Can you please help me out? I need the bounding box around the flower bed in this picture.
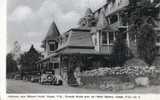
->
[81,66,160,91]
[81,66,160,78]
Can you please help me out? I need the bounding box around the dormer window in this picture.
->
[48,40,58,51]
[102,31,108,44]
[109,32,114,44]
[109,14,118,24]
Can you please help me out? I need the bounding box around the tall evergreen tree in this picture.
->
[6,53,18,73]
[19,45,41,73]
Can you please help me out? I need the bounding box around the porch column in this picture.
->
[61,55,69,86]
[113,32,116,41]
[126,25,130,47]
[107,32,109,45]
[59,55,62,76]
[117,13,120,24]
[108,17,110,24]
[107,32,110,52]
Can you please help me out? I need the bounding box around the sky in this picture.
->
[7,0,106,52]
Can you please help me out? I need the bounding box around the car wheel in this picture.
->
[58,80,63,85]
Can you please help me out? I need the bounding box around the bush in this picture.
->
[81,65,160,91]
[135,77,149,87]
[124,58,148,67]
[152,56,160,67]
[112,31,129,66]
[81,66,157,78]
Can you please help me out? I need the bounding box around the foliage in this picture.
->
[126,0,158,65]
[6,53,18,73]
[81,66,160,80]
[81,65,160,90]
[19,45,41,72]
[112,32,131,66]
[152,56,160,67]
[124,58,148,67]
[67,55,84,85]
[137,24,157,65]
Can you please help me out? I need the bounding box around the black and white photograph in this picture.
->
[6,0,160,94]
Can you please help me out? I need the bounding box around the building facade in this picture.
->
[36,0,160,85]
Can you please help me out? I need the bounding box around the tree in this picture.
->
[127,0,159,65]
[19,45,41,73]
[112,32,131,66]
[6,53,18,73]
[137,24,157,65]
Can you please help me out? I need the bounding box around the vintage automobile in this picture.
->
[14,74,21,80]
[30,72,41,83]
[39,70,63,85]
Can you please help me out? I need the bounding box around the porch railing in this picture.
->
[99,45,113,54]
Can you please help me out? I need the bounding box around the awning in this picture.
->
[56,47,111,56]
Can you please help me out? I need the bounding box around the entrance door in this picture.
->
[54,63,59,75]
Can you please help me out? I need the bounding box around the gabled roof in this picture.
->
[96,9,108,29]
[43,21,60,41]
[85,8,93,17]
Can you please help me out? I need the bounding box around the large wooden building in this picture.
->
[36,0,160,85]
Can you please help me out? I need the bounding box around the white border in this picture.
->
[1,0,160,100]
[0,0,6,99]
[6,94,160,100]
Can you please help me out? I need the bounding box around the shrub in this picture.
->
[151,56,160,67]
[81,65,160,82]
[81,65,160,90]
[137,24,157,65]
[135,77,149,87]
[124,58,148,67]
[112,31,130,66]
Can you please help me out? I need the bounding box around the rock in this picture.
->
[135,77,150,87]
[105,83,115,91]
[120,82,135,90]
[99,83,106,90]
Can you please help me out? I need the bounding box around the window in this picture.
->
[109,14,118,24]
[54,63,59,69]
[109,32,114,44]
[49,63,53,70]
[49,44,55,51]
[157,37,160,43]
[119,28,127,40]
[102,31,115,45]
[102,32,108,44]
[48,41,58,51]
